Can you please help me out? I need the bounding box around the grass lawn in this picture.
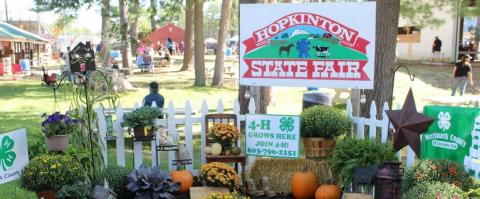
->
[0,59,478,196]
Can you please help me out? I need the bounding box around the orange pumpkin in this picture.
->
[170,170,193,193]
[291,168,318,199]
[315,184,342,199]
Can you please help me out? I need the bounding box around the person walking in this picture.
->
[166,37,173,55]
[432,36,442,63]
[451,54,474,96]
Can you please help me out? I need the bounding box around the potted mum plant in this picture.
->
[199,162,240,190]
[207,123,240,156]
[41,112,79,152]
[20,155,85,199]
[121,106,162,141]
[301,105,351,158]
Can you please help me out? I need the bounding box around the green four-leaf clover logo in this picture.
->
[0,135,16,171]
[279,117,295,132]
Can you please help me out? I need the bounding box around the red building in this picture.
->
[143,23,185,50]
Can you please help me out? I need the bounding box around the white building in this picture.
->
[396,4,461,62]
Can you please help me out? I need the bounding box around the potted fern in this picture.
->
[301,105,351,158]
[121,106,162,141]
[41,112,79,152]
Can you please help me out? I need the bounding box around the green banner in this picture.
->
[421,105,480,177]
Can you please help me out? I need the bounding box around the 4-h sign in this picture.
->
[0,129,29,184]
[421,106,480,178]
[239,2,375,89]
[245,114,300,158]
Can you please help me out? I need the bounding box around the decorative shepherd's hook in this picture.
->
[390,64,415,109]
[50,70,110,180]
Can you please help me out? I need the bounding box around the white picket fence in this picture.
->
[346,100,415,167]
[94,98,257,175]
[94,97,415,176]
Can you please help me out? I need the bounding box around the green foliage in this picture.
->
[301,105,352,138]
[20,155,85,192]
[121,106,161,130]
[33,0,96,15]
[93,165,133,199]
[329,137,398,186]
[402,159,474,192]
[402,182,466,199]
[56,181,91,199]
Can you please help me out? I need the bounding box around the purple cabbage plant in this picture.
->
[41,112,79,137]
[126,164,180,199]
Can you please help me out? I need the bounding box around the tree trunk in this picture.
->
[180,0,195,71]
[239,0,272,114]
[150,0,157,31]
[212,0,233,86]
[119,0,132,75]
[130,0,140,56]
[100,0,110,66]
[360,0,401,118]
[194,0,206,86]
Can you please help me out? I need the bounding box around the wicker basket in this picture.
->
[303,138,335,158]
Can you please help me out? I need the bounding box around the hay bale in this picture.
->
[250,158,332,194]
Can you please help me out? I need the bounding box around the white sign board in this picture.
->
[240,2,376,89]
[246,114,300,158]
[0,129,29,184]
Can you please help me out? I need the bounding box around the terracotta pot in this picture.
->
[36,190,56,199]
[302,138,335,158]
[133,126,155,141]
[45,135,69,152]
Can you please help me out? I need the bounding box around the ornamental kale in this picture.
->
[121,106,161,130]
[126,164,180,199]
[41,112,79,137]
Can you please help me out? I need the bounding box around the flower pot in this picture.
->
[374,161,403,199]
[45,135,69,152]
[133,126,155,141]
[36,190,56,199]
[302,137,335,158]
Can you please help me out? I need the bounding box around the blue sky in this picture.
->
[4,0,102,33]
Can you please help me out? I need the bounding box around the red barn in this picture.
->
[143,23,185,50]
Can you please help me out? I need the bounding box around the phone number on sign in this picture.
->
[247,148,297,157]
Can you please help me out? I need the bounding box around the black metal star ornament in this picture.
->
[386,88,434,157]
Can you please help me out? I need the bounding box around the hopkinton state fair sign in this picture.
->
[0,128,29,184]
[246,114,300,158]
[240,2,375,89]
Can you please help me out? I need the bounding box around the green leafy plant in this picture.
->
[301,105,351,138]
[329,137,397,186]
[402,181,466,199]
[402,159,474,192]
[93,165,133,199]
[121,106,162,130]
[56,181,91,199]
[20,155,85,192]
[126,164,180,199]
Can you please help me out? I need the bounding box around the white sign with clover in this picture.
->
[246,114,300,158]
[0,129,29,184]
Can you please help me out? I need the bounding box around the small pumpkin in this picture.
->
[315,184,341,199]
[231,146,241,155]
[211,143,222,156]
[291,167,318,199]
[205,146,212,155]
[170,170,194,193]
